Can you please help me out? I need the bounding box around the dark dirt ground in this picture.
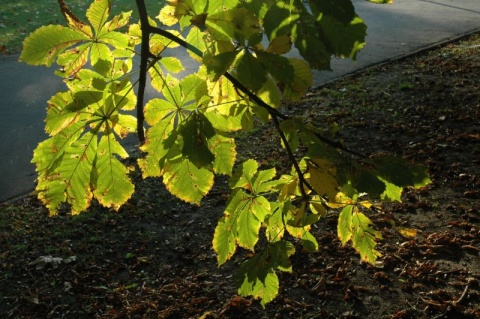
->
[1,33,479,319]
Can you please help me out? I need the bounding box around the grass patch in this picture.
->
[0,0,165,55]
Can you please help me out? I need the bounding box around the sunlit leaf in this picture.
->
[209,134,236,175]
[157,5,178,26]
[86,0,110,36]
[213,214,237,265]
[351,208,382,263]
[338,205,354,245]
[20,25,89,66]
[92,133,134,210]
[338,205,382,264]
[236,254,279,307]
[163,158,214,204]
[206,8,261,43]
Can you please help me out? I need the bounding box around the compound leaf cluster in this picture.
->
[20,0,428,305]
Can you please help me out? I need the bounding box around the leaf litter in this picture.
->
[1,33,479,318]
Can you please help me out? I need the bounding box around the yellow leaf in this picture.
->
[326,192,352,208]
[157,6,178,26]
[396,227,418,239]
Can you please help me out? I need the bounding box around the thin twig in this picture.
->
[454,282,470,305]
[271,114,312,200]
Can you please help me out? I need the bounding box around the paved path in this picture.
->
[1,0,479,201]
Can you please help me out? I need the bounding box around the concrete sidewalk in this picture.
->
[1,0,479,202]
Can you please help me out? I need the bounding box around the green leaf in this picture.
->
[338,205,382,264]
[148,67,167,94]
[20,25,89,66]
[213,214,238,265]
[236,254,280,307]
[206,8,262,43]
[250,195,271,222]
[307,159,339,201]
[230,159,281,195]
[87,0,111,36]
[179,114,215,169]
[203,50,240,82]
[56,43,92,76]
[207,0,240,13]
[255,75,282,110]
[317,14,367,60]
[338,205,353,245]
[279,119,300,152]
[252,167,279,194]
[163,158,214,204]
[45,91,87,136]
[309,0,355,24]
[90,43,113,69]
[102,10,131,34]
[268,240,295,272]
[186,27,207,62]
[263,2,331,70]
[410,164,432,188]
[97,30,130,50]
[351,208,383,264]
[374,156,415,187]
[138,119,177,178]
[283,58,313,100]
[92,133,134,210]
[160,57,185,74]
[266,35,292,54]
[379,177,403,202]
[38,131,97,215]
[302,231,319,253]
[114,114,137,138]
[203,77,254,132]
[208,134,237,175]
[255,51,295,85]
[352,169,386,199]
[263,1,298,41]
[59,0,93,37]
[265,204,286,242]
[293,13,331,70]
[236,241,294,306]
[167,74,208,110]
[237,200,263,249]
[229,159,259,190]
[235,49,267,92]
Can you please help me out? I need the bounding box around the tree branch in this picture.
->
[271,114,313,200]
[134,0,150,145]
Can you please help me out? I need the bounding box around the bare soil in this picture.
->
[1,33,479,319]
